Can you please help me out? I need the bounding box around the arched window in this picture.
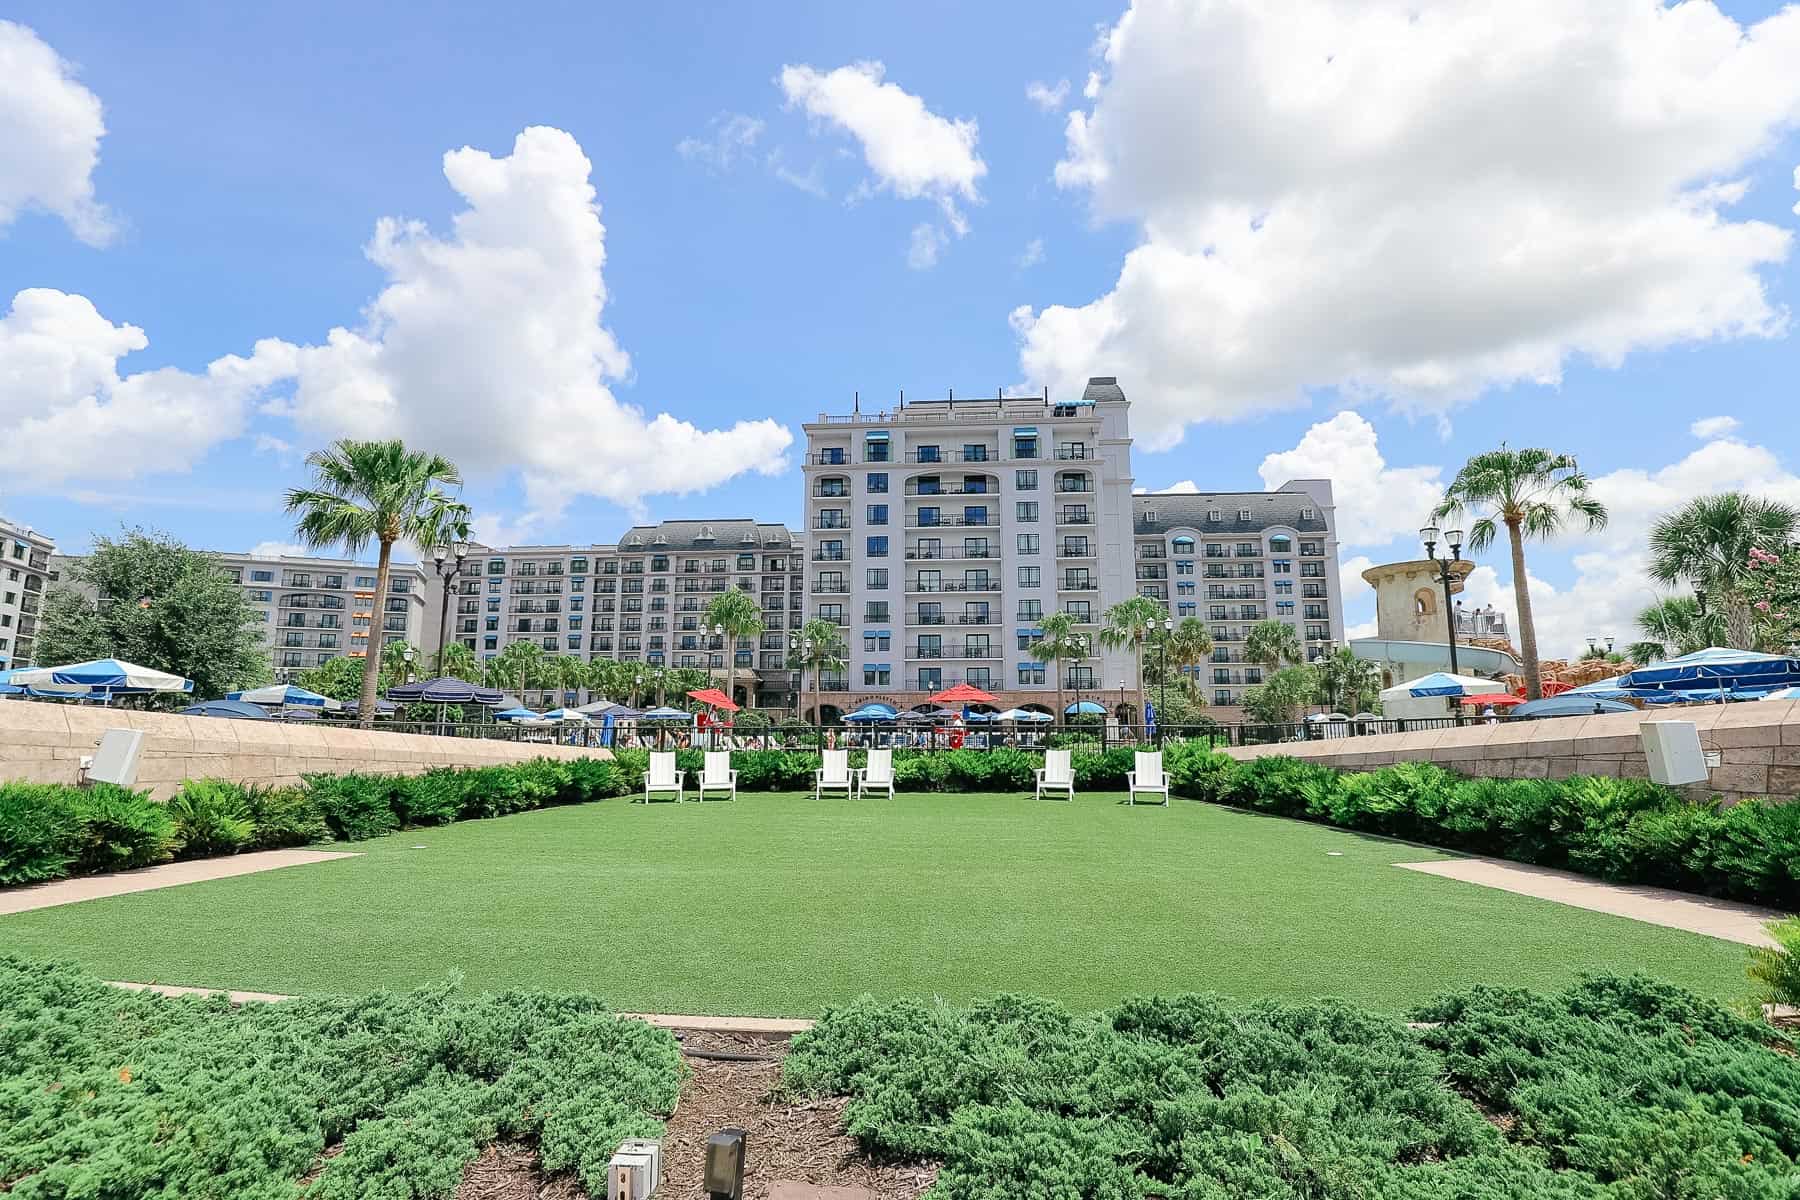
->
[1171,535,1196,553]
[1268,534,1292,552]
[1414,588,1438,617]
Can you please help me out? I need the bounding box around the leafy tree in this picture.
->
[1314,646,1382,713]
[584,658,632,704]
[1029,611,1089,727]
[1096,595,1163,727]
[285,439,463,727]
[34,527,271,700]
[548,655,589,707]
[380,639,420,683]
[1628,595,1724,663]
[1743,542,1799,651]
[294,655,367,704]
[1243,619,1302,671]
[794,617,845,724]
[1163,616,1214,701]
[703,587,765,708]
[1648,493,1800,650]
[490,640,545,703]
[666,666,713,707]
[1241,665,1318,725]
[1433,445,1608,699]
[437,641,479,682]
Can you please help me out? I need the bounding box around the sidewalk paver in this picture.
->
[1396,856,1786,947]
[0,849,359,915]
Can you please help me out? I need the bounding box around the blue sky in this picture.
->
[3,0,1798,657]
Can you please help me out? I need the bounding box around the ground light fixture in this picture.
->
[704,1127,746,1199]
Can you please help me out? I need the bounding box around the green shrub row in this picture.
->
[785,975,1800,1200]
[1155,742,1800,909]
[0,956,680,1199]
[0,757,631,888]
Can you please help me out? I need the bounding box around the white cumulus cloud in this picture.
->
[247,540,309,559]
[779,60,986,256]
[1016,0,1800,450]
[1258,411,1445,549]
[262,127,792,513]
[1026,79,1070,112]
[1690,415,1740,439]
[676,112,766,171]
[0,21,116,245]
[0,288,293,488]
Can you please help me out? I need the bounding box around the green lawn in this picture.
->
[0,793,1754,1016]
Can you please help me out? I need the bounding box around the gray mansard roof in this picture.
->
[614,519,794,551]
[1080,376,1126,404]
[1133,491,1330,537]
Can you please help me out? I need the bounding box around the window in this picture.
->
[1018,566,1041,587]
[1016,502,1039,522]
[865,440,890,463]
[1273,560,1292,574]
[1018,663,1046,685]
[1015,469,1038,490]
[1017,533,1039,555]
[962,443,988,462]
[863,665,891,686]
[1268,535,1292,553]
[1017,599,1043,620]
[866,568,888,588]
[866,504,888,525]
[916,444,941,463]
[251,569,274,582]
[867,536,888,557]
[865,602,889,622]
[918,667,942,690]
[1276,600,1295,615]
[867,472,888,493]
[1301,507,1314,519]
[1013,435,1038,459]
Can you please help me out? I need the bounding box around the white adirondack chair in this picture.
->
[857,748,895,800]
[696,750,737,801]
[816,749,853,800]
[642,751,684,803]
[1127,750,1169,807]
[1035,749,1074,801]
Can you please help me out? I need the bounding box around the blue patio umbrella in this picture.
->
[1616,647,1800,693]
[384,677,506,704]
[1511,695,1638,720]
[177,699,273,720]
[1064,700,1106,715]
[10,658,192,697]
[1401,671,1499,698]
[228,683,341,709]
[539,707,591,722]
[843,702,899,723]
[640,706,694,721]
[494,706,541,721]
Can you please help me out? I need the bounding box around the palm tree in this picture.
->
[550,655,589,708]
[1244,619,1302,671]
[1164,617,1214,701]
[1030,611,1089,727]
[1433,445,1608,699]
[704,587,765,709]
[1097,595,1163,729]
[1629,595,1726,663]
[380,639,420,685]
[1315,646,1381,714]
[794,617,845,725]
[492,640,544,706]
[438,641,479,682]
[285,439,462,727]
[586,658,631,704]
[1647,494,1800,650]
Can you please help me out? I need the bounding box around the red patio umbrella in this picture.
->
[686,687,740,712]
[929,682,998,706]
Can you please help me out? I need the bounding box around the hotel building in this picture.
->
[0,518,56,668]
[211,553,432,679]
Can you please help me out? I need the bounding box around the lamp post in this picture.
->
[1419,523,1464,676]
[1118,679,1127,741]
[633,671,644,709]
[1585,635,1615,659]
[1156,616,1172,745]
[431,538,470,676]
[713,621,730,709]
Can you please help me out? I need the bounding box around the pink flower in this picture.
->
[1755,600,1772,611]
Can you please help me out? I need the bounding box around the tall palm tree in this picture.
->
[1433,445,1608,699]
[1030,611,1089,727]
[1647,494,1800,650]
[1244,619,1302,671]
[1097,595,1163,729]
[586,658,630,704]
[286,439,463,727]
[551,655,589,707]
[1315,646,1381,714]
[794,617,845,725]
[1629,595,1726,663]
[491,639,544,705]
[704,587,765,709]
[380,639,420,687]
[1164,616,1214,701]
[438,641,478,682]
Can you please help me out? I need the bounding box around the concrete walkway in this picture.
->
[0,849,359,915]
[1396,857,1787,947]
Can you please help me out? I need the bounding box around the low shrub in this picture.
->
[166,778,254,857]
[787,975,1800,1199]
[0,782,82,885]
[70,783,175,872]
[1749,916,1800,1008]
[304,771,402,842]
[243,784,329,850]
[0,955,681,1199]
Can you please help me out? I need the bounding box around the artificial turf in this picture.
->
[0,792,1755,1017]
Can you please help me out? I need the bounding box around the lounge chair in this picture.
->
[695,750,737,801]
[1127,750,1169,807]
[857,748,894,800]
[816,749,853,800]
[642,751,684,803]
[1035,748,1074,801]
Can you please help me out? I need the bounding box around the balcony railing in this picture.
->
[907,580,999,593]
[905,547,995,560]
[904,482,992,496]
[1054,511,1093,526]
[906,612,997,625]
[909,516,997,528]
[911,643,1003,659]
[903,449,994,464]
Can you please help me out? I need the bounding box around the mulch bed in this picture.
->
[454,1028,936,1200]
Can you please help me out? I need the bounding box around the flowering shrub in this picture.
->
[1745,543,1799,649]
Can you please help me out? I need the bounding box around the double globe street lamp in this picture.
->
[431,537,471,675]
[1419,523,1465,676]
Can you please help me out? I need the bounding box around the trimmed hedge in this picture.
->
[0,757,633,889]
[784,974,1800,1199]
[0,956,680,1198]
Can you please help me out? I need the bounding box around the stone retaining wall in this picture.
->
[1220,698,1800,804]
[0,699,606,796]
